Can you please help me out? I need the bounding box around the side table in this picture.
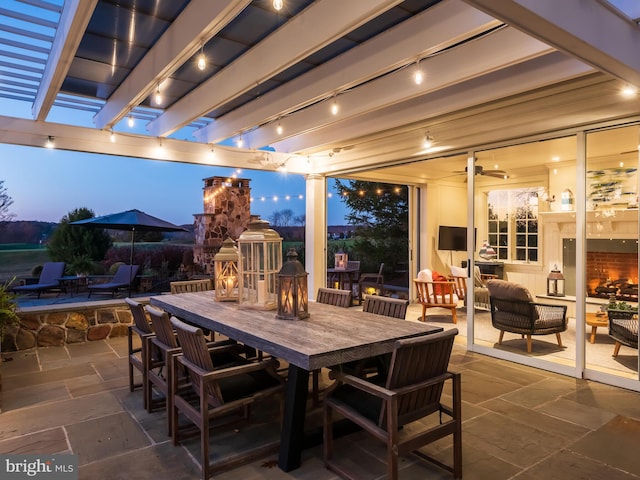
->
[585,312,608,344]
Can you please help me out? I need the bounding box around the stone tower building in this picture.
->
[193,176,251,274]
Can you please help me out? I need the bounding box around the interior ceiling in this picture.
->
[1,0,640,181]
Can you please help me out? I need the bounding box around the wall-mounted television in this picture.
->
[438,225,474,251]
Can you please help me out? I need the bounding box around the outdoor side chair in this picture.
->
[125,297,154,410]
[608,309,638,357]
[323,328,462,480]
[12,261,66,299]
[170,316,284,480]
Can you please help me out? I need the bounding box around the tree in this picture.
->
[269,208,295,227]
[334,180,409,277]
[294,214,306,226]
[0,180,15,222]
[47,207,112,265]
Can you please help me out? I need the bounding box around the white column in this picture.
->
[305,174,327,301]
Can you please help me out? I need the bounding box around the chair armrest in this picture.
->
[332,369,397,400]
[178,356,280,381]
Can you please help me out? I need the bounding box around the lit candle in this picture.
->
[258,280,266,304]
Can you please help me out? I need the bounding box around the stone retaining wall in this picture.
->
[2,299,150,353]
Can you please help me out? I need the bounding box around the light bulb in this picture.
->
[45,136,54,148]
[127,115,134,127]
[236,136,244,148]
[621,85,637,97]
[273,0,283,10]
[276,122,283,135]
[414,70,423,85]
[423,134,433,149]
[154,85,162,105]
[197,52,206,71]
[110,130,116,142]
[331,99,339,115]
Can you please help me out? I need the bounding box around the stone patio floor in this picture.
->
[1,334,640,479]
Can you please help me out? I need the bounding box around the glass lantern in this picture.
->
[547,265,565,297]
[334,249,348,269]
[237,218,283,310]
[276,248,309,321]
[213,237,239,302]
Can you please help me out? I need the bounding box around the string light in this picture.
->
[197,44,206,71]
[154,84,162,105]
[236,135,244,148]
[413,60,423,85]
[45,136,55,148]
[273,0,284,10]
[621,85,637,97]
[276,119,283,135]
[423,133,434,149]
[331,95,339,115]
[110,130,116,142]
[127,114,134,127]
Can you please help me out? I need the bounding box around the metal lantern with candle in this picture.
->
[334,249,348,269]
[237,218,283,310]
[547,265,565,297]
[213,237,239,302]
[276,247,309,321]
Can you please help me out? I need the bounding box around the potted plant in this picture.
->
[69,254,94,277]
[0,277,20,359]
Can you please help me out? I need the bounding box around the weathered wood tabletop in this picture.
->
[150,290,442,472]
[150,290,440,370]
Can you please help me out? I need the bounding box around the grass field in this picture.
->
[0,248,51,280]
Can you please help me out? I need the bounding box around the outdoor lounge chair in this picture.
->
[12,261,66,299]
[88,264,139,298]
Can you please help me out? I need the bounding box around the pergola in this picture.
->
[1,0,640,291]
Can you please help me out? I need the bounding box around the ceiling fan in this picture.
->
[452,165,509,179]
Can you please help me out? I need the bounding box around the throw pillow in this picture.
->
[432,270,452,296]
[474,266,484,287]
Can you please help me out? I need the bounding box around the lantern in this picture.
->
[547,265,565,297]
[213,238,239,302]
[561,188,574,211]
[237,218,282,310]
[276,248,310,321]
[334,249,348,269]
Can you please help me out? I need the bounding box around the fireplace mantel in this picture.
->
[539,209,639,236]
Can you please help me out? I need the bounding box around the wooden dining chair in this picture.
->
[125,297,154,410]
[170,316,284,480]
[144,305,245,436]
[169,278,212,294]
[316,287,353,307]
[324,328,462,480]
[414,269,459,323]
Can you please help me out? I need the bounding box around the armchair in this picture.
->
[608,309,638,357]
[449,265,491,310]
[486,279,568,353]
[414,268,459,323]
[324,329,462,480]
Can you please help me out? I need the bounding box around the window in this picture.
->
[487,188,539,262]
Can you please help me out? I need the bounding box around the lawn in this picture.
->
[0,247,51,280]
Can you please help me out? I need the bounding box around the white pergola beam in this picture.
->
[273,52,594,159]
[147,0,402,138]
[464,0,640,86]
[32,0,97,122]
[93,0,251,130]
[196,0,500,144]
[245,27,552,150]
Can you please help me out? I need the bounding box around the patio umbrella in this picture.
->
[70,209,189,294]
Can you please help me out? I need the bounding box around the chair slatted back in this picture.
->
[449,276,467,301]
[317,287,352,307]
[414,280,456,306]
[170,279,212,294]
[171,316,224,407]
[363,296,408,319]
[382,328,457,427]
[126,297,152,334]
[145,305,178,349]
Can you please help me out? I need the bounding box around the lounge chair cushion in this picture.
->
[486,279,533,302]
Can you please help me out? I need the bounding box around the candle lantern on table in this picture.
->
[547,265,565,297]
[334,249,348,269]
[276,247,309,321]
[213,237,239,302]
[237,218,282,310]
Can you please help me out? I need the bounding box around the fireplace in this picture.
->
[563,238,638,299]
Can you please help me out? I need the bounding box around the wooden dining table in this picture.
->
[150,291,442,472]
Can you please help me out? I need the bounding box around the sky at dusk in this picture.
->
[0,142,350,227]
